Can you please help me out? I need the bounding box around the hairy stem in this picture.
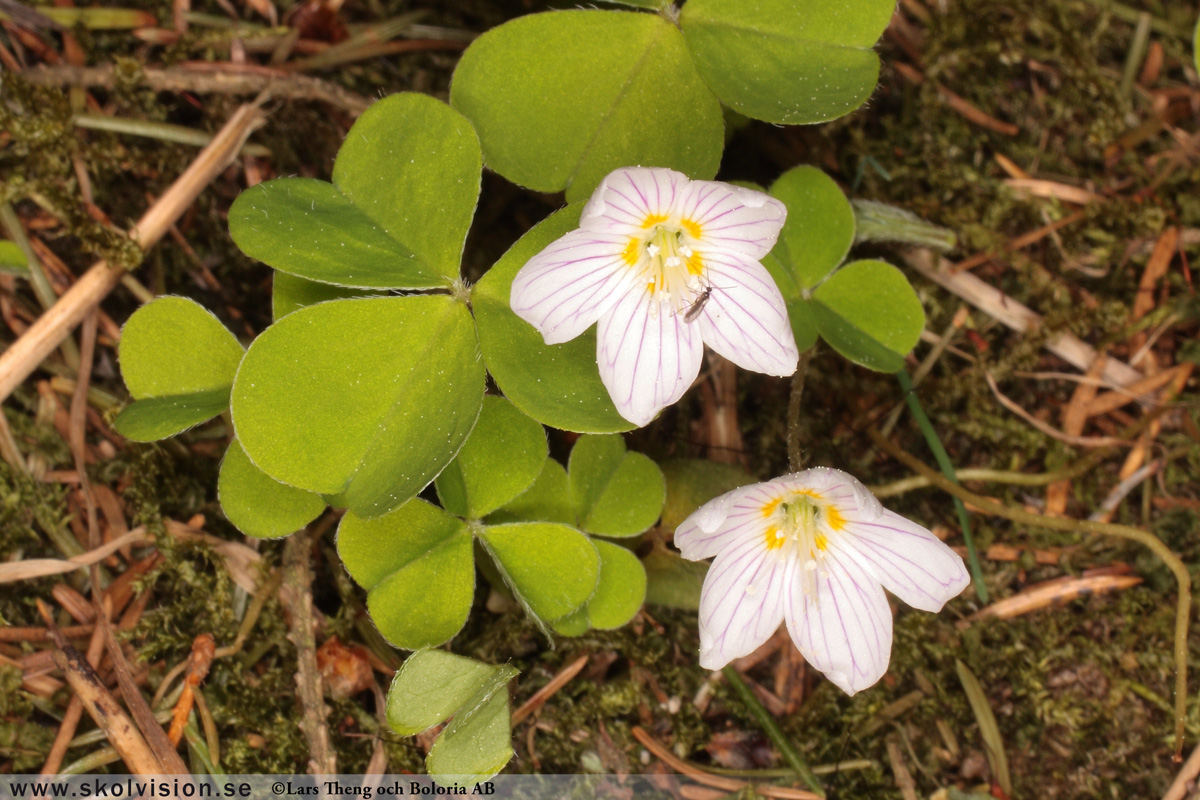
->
[786,347,815,472]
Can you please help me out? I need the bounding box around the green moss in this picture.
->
[0,665,57,771]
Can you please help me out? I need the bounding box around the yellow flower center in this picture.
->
[624,216,708,318]
[762,491,845,559]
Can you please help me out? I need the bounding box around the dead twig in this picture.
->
[284,528,337,774]
[0,101,265,403]
[966,570,1143,623]
[1162,741,1200,800]
[512,654,590,725]
[0,530,149,582]
[21,63,371,114]
[983,372,1128,447]
[631,726,820,800]
[40,618,105,775]
[51,646,164,774]
[901,248,1143,386]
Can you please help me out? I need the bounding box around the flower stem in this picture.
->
[786,347,815,472]
[867,425,1191,760]
[722,666,824,796]
[895,370,988,603]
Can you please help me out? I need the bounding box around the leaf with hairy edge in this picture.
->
[229,93,481,289]
[567,435,664,537]
[114,297,243,441]
[451,10,722,201]
[811,260,925,373]
[477,522,600,624]
[473,204,633,434]
[385,651,518,785]
[338,499,474,649]
[681,0,894,124]
[436,396,548,519]
[231,295,485,518]
[217,439,325,539]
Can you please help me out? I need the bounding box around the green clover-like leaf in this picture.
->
[386,650,518,786]
[338,499,474,649]
[229,93,481,289]
[567,435,665,537]
[810,259,925,373]
[680,0,895,124]
[217,439,325,539]
[486,458,574,526]
[451,9,722,201]
[114,296,243,441]
[769,165,856,289]
[436,396,547,519]
[231,295,485,518]
[271,271,374,320]
[473,204,633,434]
[477,522,600,624]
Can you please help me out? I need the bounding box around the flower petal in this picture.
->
[510,228,637,345]
[580,167,690,236]
[841,513,970,612]
[785,547,892,696]
[675,482,788,561]
[678,180,786,260]
[597,288,704,426]
[777,467,883,519]
[696,250,798,376]
[698,534,790,669]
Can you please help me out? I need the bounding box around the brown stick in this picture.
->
[0,101,265,403]
[41,607,106,774]
[21,63,371,115]
[51,646,162,775]
[511,654,589,725]
[902,247,1143,386]
[630,726,820,800]
[0,624,94,643]
[284,529,337,774]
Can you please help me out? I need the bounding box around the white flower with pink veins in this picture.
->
[509,166,799,426]
[675,467,970,695]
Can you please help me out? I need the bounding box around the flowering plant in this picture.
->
[106,0,934,784]
[675,468,970,694]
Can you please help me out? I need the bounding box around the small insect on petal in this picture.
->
[683,286,714,323]
[509,166,798,426]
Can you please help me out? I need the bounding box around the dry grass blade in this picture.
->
[50,646,163,775]
[631,726,821,800]
[0,101,265,403]
[902,248,1143,386]
[955,660,1012,798]
[885,736,919,800]
[984,372,1127,447]
[41,611,106,774]
[0,529,148,582]
[1162,742,1200,800]
[284,529,337,775]
[1003,178,1099,205]
[966,572,1143,622]
[1131,227,1178,324]
[23,64,372,114]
